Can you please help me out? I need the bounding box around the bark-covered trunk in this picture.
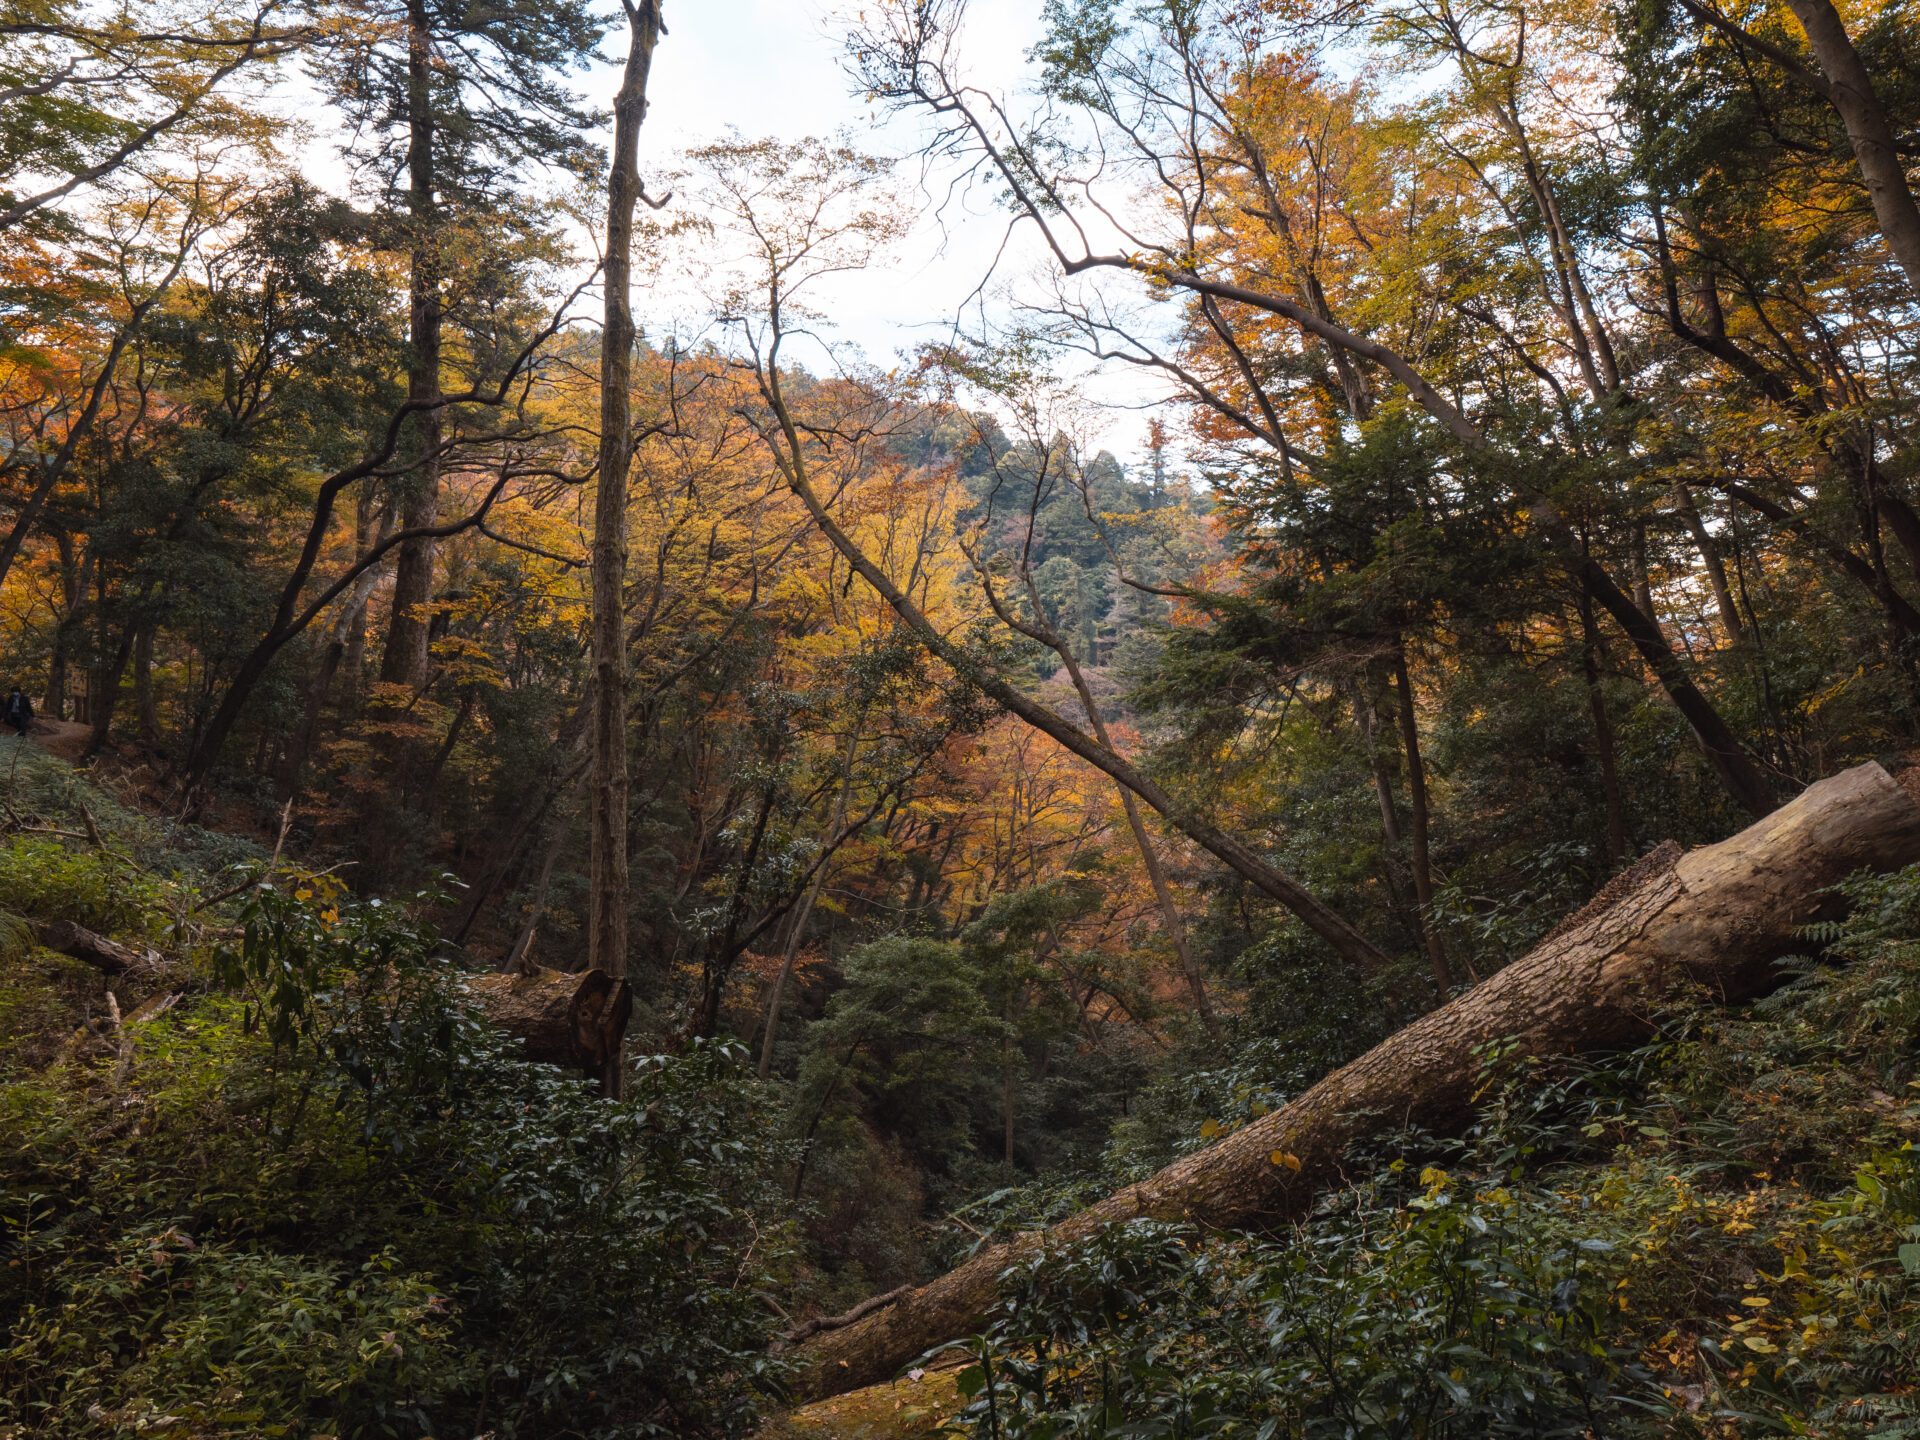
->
[84,620,137,760]
[1780,0,1920,303]
[1672,483,1743,648]
[1578,587,1629,865]
[37,920,162,977]
[133,623,159,744]
[588,0,662,1097]
[464,966,633,1075]
[379,0,442,693]
[788,757,1920,1401]
[1392,649,1450,992]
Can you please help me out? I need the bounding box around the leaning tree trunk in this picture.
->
[789,756,1920,1401]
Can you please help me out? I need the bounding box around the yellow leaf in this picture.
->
[1199,1119,1221,1139]
[1271,1150,1302,1171]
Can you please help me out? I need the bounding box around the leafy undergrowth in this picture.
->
[925,868,1920,1439]
[0,777,794,1440]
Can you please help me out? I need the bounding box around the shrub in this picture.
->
[0,879,793,1438]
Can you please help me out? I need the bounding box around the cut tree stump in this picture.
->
[790,756,1920,1400]
[465,966,633,1075]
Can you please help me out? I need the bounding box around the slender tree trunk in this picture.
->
[380,0,442,692]
[1003,991,1016,1170]
[1579,587,1629,865]
[505,801,575,973]
[420,687,475,807]
[759,728,859,1081]
[279,507,394,801]
[589,0,664,1098]
[133,622,159,745]
[1631,522,1656,623]
[1392,649,1451,992]
[1575,550,1774,817]
[695,779,774,1040]
[84,620,137,759]
[1352,681,1404,846]
[46,643,66,722]
[47,531,79,721]
[1672,483,1743,648]
[341,489,381,711]
[775,448,1393,976]
[1038,619,1220,1039]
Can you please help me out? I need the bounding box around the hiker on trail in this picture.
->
[5,687,31,737]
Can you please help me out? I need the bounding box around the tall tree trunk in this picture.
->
[380,0,443,692]
[1780,0,1920,302]
[1352,680,1404,846]
[1392,649,1451,992]
[84,620,137,759]
[47,530,80,721]
[1631,521,1656,622]
[588,0,664,1099]
[788,757,1920,1400]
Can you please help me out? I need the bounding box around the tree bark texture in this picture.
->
[1779,0,1920,302]
[1392,651,1450,992]
[380,0,443,692]
[589,0,662,1098]
[36,919,162,977]
[1672,483,1743,648]
[465,966,633,1075]
[1578,588,1629,865]
[788,757,1920,1401]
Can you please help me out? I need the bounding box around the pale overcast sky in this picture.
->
[618,0,1166,461]
[280,0,1166,463]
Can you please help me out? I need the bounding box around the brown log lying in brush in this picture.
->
[790,756,1920,1400]
[36,919,162,976]
[465,966,632,1074]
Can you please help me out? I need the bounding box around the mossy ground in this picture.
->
[759,1365,965,1440]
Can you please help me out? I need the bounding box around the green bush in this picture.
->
[0,837,164,939]
[0,880,794,1439]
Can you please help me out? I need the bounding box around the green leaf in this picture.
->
[957,1364,986,1398]
[1899,1243,1920,1275]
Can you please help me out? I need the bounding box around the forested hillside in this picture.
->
[4,0,1920,1435]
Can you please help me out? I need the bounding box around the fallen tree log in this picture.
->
[791,756,1920,1400]
[465,966,632,1074]
[36,919,162,976]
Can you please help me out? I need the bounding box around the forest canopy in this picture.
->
[4,0,1920,1435]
